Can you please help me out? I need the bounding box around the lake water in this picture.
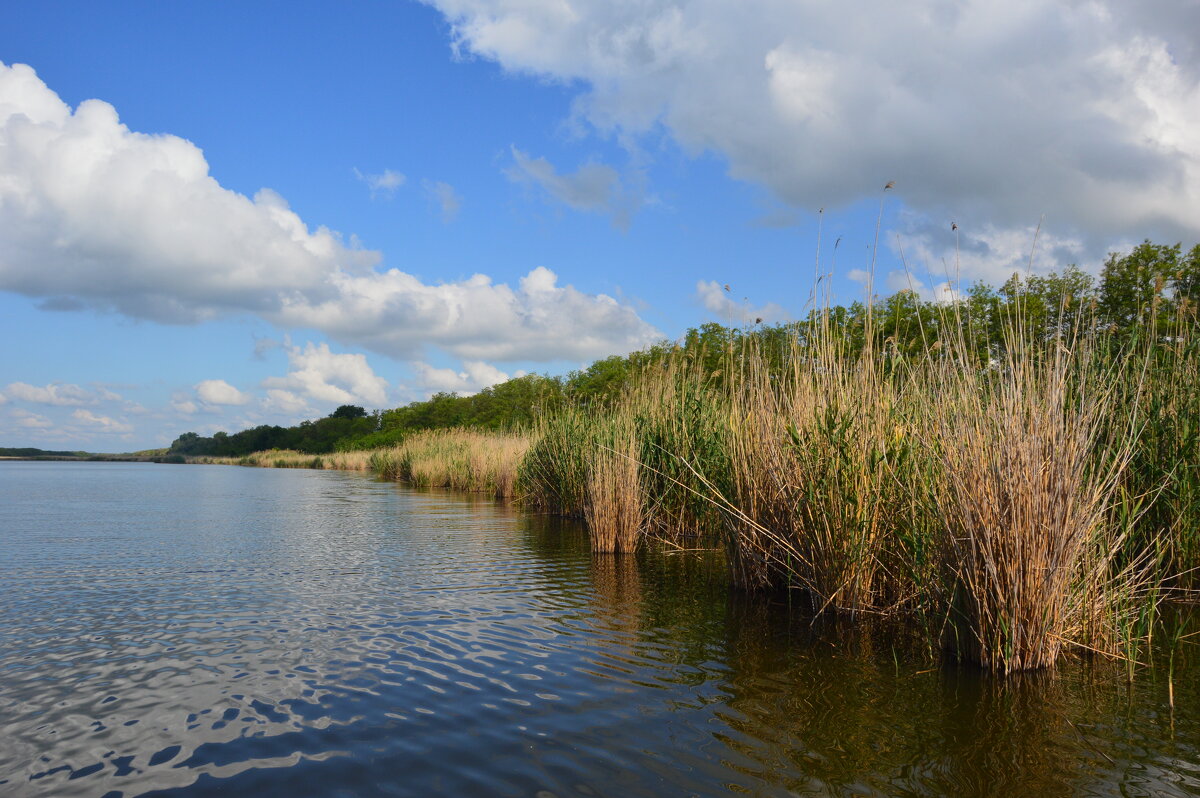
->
[1,461,1197,797]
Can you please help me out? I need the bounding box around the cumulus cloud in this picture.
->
[0,63,658,363]
[424,179,463,223]
[354,167,406,198]
[195,379,251,406]
[71,409,133,433]
[507,147,640,229]
[274,265,659,361]
[262,388,313,416]
[429,0,1200,274]
[413,359,522,395]
[263,341,390,407]
[696,280,788,325]
[4,381,114,406]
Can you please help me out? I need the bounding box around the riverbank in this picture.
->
[205,308,1200,674]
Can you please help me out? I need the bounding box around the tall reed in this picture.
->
[202,449,376,471]
[924,309,1149,671]
[369,428,529,498]
[584,423,645,552]
[723,333,920,612]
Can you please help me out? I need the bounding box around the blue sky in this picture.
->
[2,1,1197,450]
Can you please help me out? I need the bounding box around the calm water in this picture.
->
[1,462,1197,797]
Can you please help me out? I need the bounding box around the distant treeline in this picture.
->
[168,240,1199,458]
[0,447,89,458]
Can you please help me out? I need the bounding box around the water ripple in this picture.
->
[2,462,1198,797]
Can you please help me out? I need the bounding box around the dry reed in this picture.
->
[370,428,530,498]
[584,426,645,552]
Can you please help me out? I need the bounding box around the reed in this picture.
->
[369,428,530,498]
[198,449,376,470]
[188,282,1194,671]
[584,423,644,552]
[722,333,922,612]
[922,302,1157,671]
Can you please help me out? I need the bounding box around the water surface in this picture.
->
[1,461,1197,796]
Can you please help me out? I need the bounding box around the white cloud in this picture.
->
[262,388,313,416]
[424,179,463,223]
[274,265,659,361]
[507,147,639,229]
[413,359,522,395]
[5,382,101,406]
[696,280,788,325]
[429,0,1200,273]
[12,409,53,429]
[893,222,1090,291]
[354,167,406,198]
[195,379,251,406]
[71,409,133,433]
[171,393,199,415]
[0,63,658,363]
[263,341,390,407]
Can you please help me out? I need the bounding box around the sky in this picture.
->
[2,1,1198,451]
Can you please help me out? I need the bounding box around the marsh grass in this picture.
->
[722,333,921,613]
[925,335,1138,671]
[198,449,377,470]
[519,282,1177,670]
[197,281,1195,672]
[584,420,645,552]
[369,428,529,498]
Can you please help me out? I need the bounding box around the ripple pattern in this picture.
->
[1,461,1198,797]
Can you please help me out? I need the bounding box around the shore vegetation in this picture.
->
[174,238,1200,672]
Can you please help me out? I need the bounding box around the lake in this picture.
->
[1,461,1197,796]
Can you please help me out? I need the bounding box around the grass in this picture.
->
[195,449,377,471]
[201,305,1195,673]
[516,297,1188,671]
[368,428,529,498]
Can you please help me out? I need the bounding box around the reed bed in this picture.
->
[517,301,1192,671]
[924,326,1149,671]
[198,302,1195,672]
[722,334,925,614]
[520,358,730,551]
[583,416,645,552]
[221,449,377,471]
[369,428,529,498]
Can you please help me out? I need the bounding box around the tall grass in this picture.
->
[924,324,1148,671]
[583,415,644,552]
[198,449,376,470]
[517,293,1183,670]
[520,357,729,551]
[722,331,923,613]
[369,428,529,498]
[195,295,1194,672]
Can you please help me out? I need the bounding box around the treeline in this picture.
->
[169,240,1197,458]
[0,447,89,458]
[169,405,376,457]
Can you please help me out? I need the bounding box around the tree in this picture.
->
[331,405,367,420]
[1099,240,1180,329]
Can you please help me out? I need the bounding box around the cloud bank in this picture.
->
[429,0,1200,273]
[0,62,660,363]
